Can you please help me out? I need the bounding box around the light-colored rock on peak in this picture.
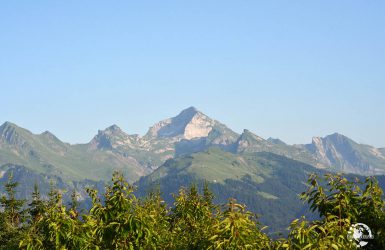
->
[311,136,329,162]
[146,107,216,140]
[183,112,214,139]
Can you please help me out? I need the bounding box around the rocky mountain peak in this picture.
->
[179,106,199,117]
[324,133,353,144]
[305,133,375,174]
[89,124,127,150]
[88,124,144,151]
[310,133,355,152]
[234,129,269,153]
[102,124,123,135]
[40,130,56,138]
[0,121,28,145]
[239,129,264,142]
[0,121,17,132]
[146,107,216,140]
[39,130,62,143]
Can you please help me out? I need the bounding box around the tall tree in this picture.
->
[0,173,26,249]
[29,182,45,221]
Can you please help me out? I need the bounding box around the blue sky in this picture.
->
[1,1,384,147]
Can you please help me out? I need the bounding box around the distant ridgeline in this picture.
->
[1,107,385,234]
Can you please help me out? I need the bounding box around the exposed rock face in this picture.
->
[146,106,215,140]
[183,112,214,139]
[146,107,197,138]
[236,129,266,152]
[304,133,382,174]
[89,125,125,150]
[89,124,145,151]
[310,137,328,160]
[143,107,239,157]
[0,122,26,146]
[369,147,385,160]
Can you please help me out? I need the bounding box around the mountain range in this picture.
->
[1,107,384,182]
[1,107,385,233]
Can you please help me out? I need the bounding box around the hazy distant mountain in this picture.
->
[302,133,385,175]
[234,129,322,169]
[230,129,385,175]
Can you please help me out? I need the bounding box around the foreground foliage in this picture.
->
[0,172,384,249]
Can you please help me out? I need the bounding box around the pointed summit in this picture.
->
[239,129,265,142]
[0,121,18,144]
[304,133,380,174]
[145,107,212,139]
[103,124,123,134]
[145,106,239,142]
[41,130,54,136]
[309,133,354,154]
[178,106,200,117]
[235,129,268,153]
[324,132,353,144]
[0,121,18,132]
[0,121,32,145]
[39,130,62,143]
[88,124,143,151]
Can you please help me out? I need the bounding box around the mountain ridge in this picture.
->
[2,108,385,238]
[1,107,385,180]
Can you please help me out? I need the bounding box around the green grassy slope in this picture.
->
[0,122,146,183]
[136,147,326,234]
[137,147,385,234]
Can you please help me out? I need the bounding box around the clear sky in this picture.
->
[1,1,384,147]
